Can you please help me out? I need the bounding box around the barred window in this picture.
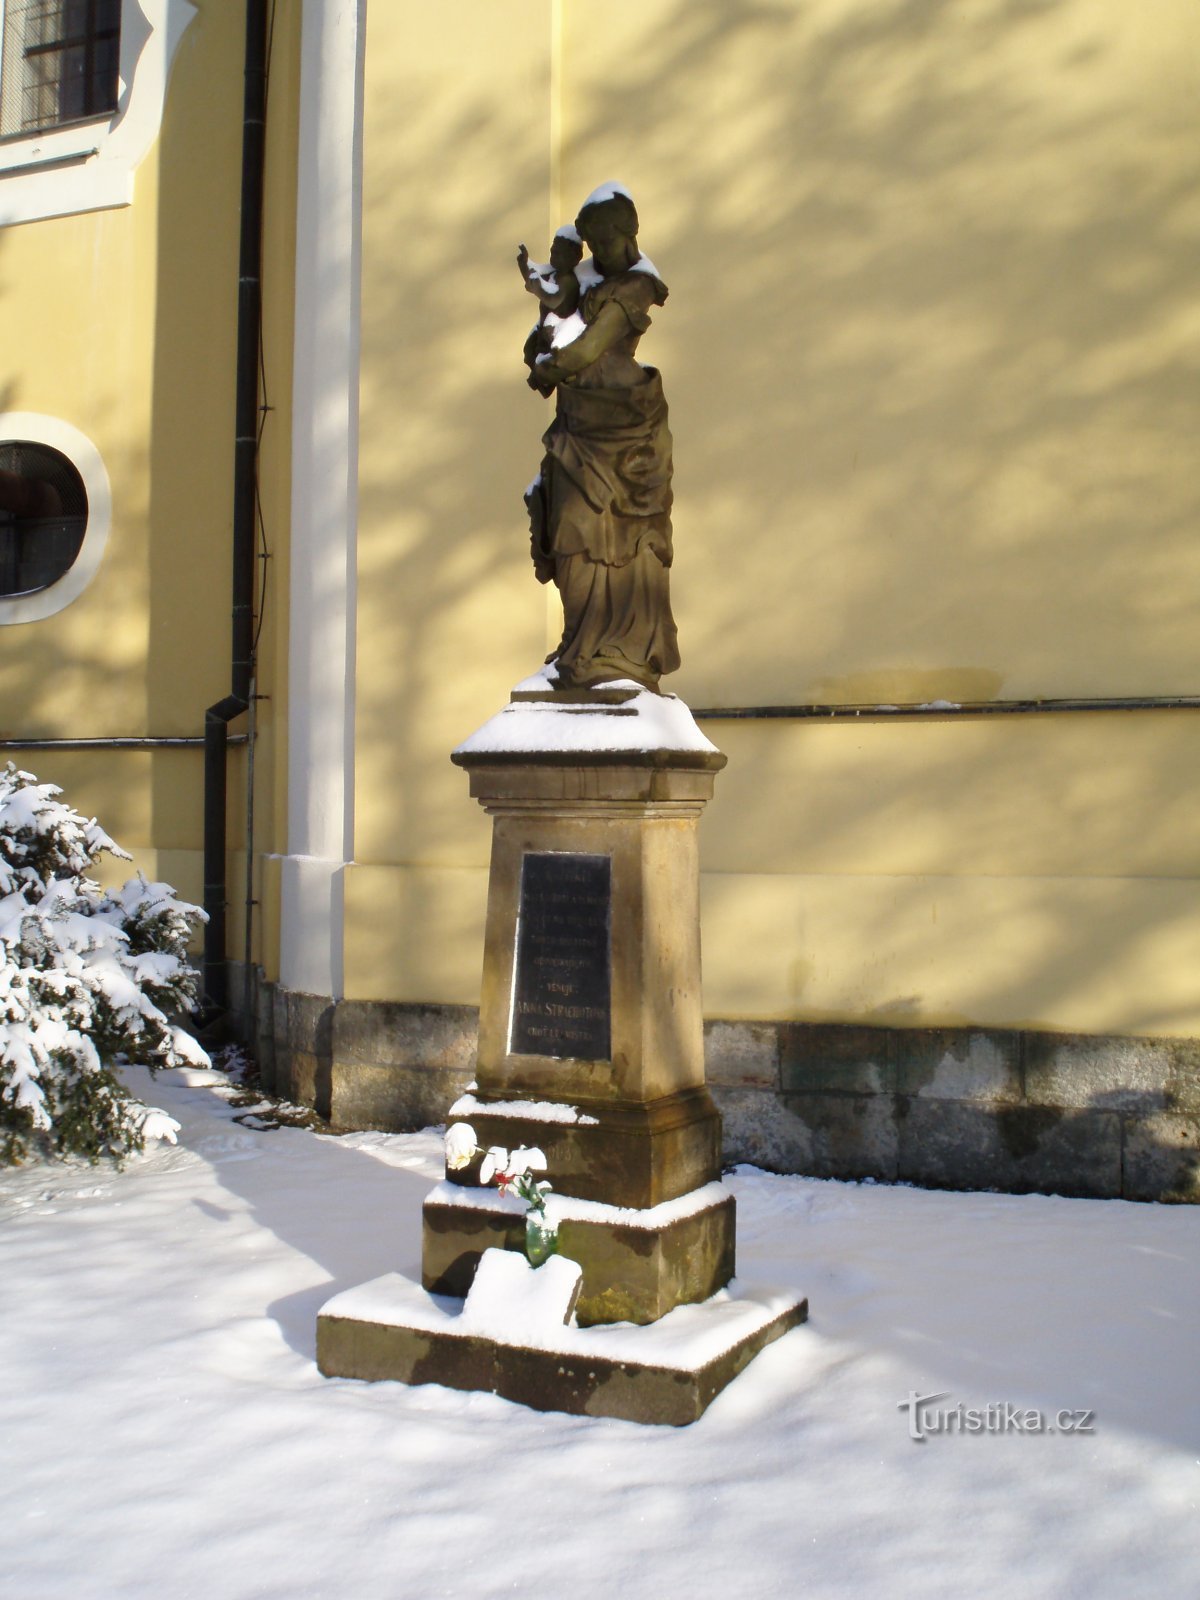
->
[0,441,88,599]
[0,1,121,139]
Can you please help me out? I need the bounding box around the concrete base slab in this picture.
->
[317,1273,808,1426]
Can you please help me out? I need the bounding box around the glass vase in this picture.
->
[524,1211,558,1267]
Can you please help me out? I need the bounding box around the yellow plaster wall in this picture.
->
[0,198,154,753]
[705,715,1200,883]
[697,713,1200,1035]
[341,702,1200,1030]
[343,862,488,1006]
[700,871,1200,1039]
[352,0,1198,1036]
[558,0,1200,710]
[0,1,298,975]
[354,3,557,884]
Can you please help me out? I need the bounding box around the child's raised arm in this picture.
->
[519,243,578,312]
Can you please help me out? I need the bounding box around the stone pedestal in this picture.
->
[318,685,807,1422]
[427,705,732,1323]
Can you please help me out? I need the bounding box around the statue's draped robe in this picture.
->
[526,266,680,691]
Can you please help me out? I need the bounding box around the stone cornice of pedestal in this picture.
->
[454,761,724,821]
[464,784,720,825]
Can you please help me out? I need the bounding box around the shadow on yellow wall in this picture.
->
[345,0,1200,1033]
[548,0,1198,709]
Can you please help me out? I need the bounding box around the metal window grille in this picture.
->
[0,442,88,598]
[0,0,120,139]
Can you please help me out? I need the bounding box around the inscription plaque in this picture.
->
[509,852,611,1060]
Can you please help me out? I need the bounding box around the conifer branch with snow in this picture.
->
[0,765,209,1163]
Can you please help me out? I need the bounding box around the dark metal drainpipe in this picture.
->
[203,0,268,1017]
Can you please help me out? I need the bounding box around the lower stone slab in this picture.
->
[317,1272,808,1426]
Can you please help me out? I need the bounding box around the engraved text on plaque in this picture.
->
[509,852,612,1060]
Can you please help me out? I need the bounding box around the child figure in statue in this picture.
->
[517,227,584,394]
[522,185,680,693]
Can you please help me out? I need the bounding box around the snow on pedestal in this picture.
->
[452,672,722,760]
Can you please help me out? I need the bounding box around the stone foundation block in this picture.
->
[270,983,289,1094]
[782,1091,901,1181]
[891,1028,1021,1104]
[1164,1041,1200,1114]
[704,1020,780,1089]
[332,1061,474,1133]
[781,1024,893,1096]
[253,974,277,1095]
[334,1000,478,1073]
[1024,1032,1172,1112]
[712,1085,815,1173]
[241,984,1200,1204]
[283,991,335,1116]
[897,1099,1122,1198]
[1123,1111,1200,1202]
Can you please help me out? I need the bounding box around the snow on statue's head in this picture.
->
[575,182,639,246]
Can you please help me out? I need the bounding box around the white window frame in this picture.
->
[0,413,112,624]
[0,0,195,227]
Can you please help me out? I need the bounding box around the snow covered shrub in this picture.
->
[0,765,209,1163]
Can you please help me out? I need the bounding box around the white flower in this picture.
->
[479,1145,509,1185]
[444,1122,478,1171]
[508,1145,547,1176]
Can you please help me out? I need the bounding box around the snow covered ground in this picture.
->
[1,1062,1197,1600]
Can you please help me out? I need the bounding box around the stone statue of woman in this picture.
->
[523,184,680,693]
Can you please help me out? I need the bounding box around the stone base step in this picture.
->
[317,1271,809,1426]
[423,1180,736,1325]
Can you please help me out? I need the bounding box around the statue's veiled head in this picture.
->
[575,190,640,275]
